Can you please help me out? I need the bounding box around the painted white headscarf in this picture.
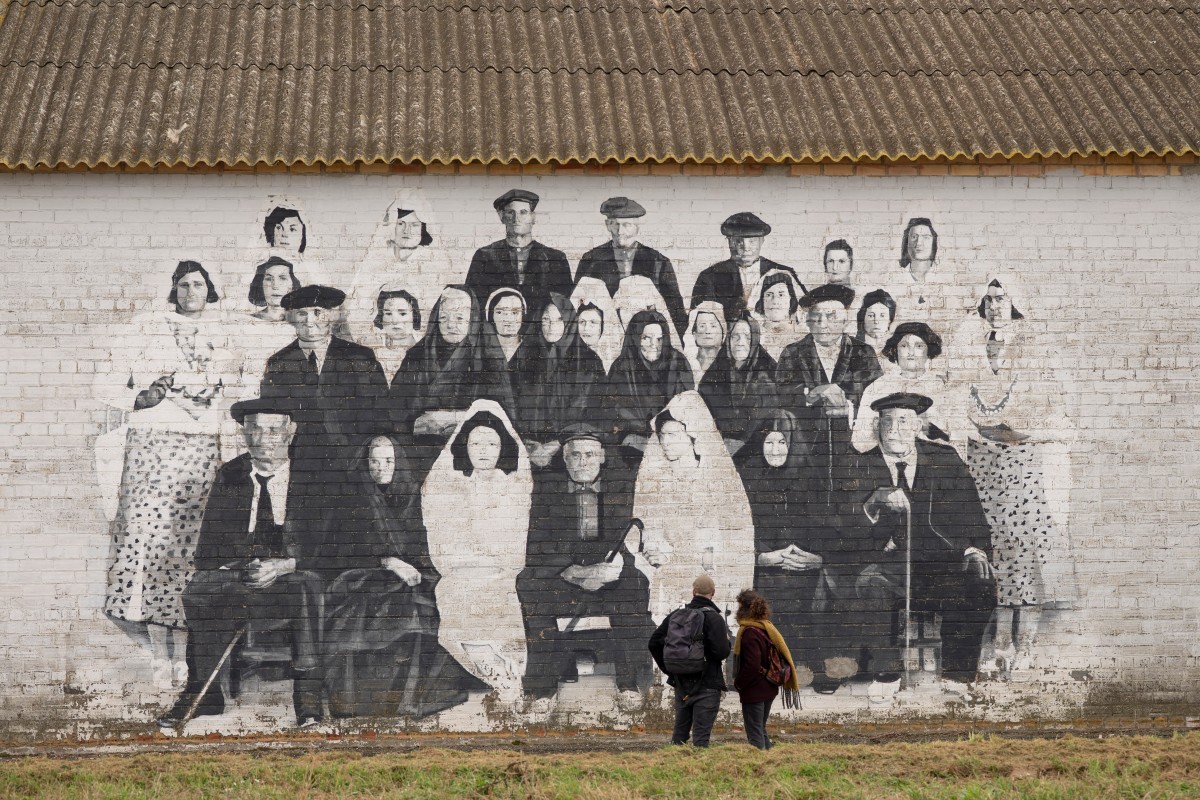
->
[680,301,728,381]
[614,275,682,352]
[421,399,531,703]
[632,390,755,623]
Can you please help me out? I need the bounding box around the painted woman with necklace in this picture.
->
[949,273,1078,680]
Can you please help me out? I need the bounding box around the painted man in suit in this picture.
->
[157,398,326,729]
[516,424,655,706]
[775,282,882,495]
[464,188,573,319]
[576,197,687,336]
[690,212,806,323]
[260,285,388,474]
[824,392,996,701]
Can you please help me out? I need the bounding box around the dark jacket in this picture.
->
[690,258,805,323]
[833,440,993,603]
[576,241,688,335]
[261,337,389,471]
[193,454,310,573]
[733,626,779,704]
[465,239,572,316]
[648,595,731,693]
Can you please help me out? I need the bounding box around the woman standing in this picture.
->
[732,589,800,749]
[951,273,1078,678]
[569,276,623,374]
[238,256,301,393]
[698,313,779,453]
[853,289,897,358]
[420,400,532,704]
[95,261,236,690]
[748,269,808,361]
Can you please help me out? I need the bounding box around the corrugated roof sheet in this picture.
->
[0,0,1196,166]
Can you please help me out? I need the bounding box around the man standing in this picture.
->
[776,283,882,494]
[576,197,687,336]
[517,424,655,707]
[464,189,572,317]
[833,392,997,701]
[648,575,732,747]
[691,212,804,323]
[260,285,388,474]
[157,398,326,730]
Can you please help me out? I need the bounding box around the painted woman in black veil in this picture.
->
[517,292,607,467]
[698,313,780,454]
[735,410,832,687]
[599,308,694,458]
[389,285,515,440]
[323,434,486,718]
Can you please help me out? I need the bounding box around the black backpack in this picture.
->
[662,606,715,675]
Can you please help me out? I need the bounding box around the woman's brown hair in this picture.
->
[735,589,771,623]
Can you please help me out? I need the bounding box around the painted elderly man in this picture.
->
[516,423,654,706]
[576,197,687,336]
[260,285,388,474]
[775,282,882,494]
[157,397,326,730]
[691,212,805,323]
[826,392,996,701]
[465,188,573,317]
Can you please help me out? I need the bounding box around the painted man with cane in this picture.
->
[157,397,326,730]
[820,392,996,703]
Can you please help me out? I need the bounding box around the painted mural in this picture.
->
[92,190,1079,732]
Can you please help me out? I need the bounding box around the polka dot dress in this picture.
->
[104,428,220,629]
[966,440,1054,607]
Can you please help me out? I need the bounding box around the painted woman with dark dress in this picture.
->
[485,287,533,409]
[323,435,486,718]
[517,293,607,468]
[735,410,837,688]
[698,313,780,454]
[366,285,421,387]
[599,308,694,459]
[389,285,515,441]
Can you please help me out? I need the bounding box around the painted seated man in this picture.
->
[157,397,326,730]
[822,392,996,701]
[516,423,655,706]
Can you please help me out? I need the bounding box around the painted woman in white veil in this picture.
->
[631,391,755,623]
[421,399,531,702]
[570,276,623,373]
[614,275,683,352]
[347,192,459,342]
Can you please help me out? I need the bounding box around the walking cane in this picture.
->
[898,490,917,691]
[177,625,246,729]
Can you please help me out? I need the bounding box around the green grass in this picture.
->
[3,734,1200,799]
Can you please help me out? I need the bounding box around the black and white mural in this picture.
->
[89,189,1081,732]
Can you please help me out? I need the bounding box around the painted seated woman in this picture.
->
[851,321,958,454]
[367,285,421,387]
[517,293,607,468]
[94,261,238,690]
[323,435,486,718]
[421,401,532,703]
[632,391,754,622]
[389,286,515,441]
[698,313,780,454]
[569,276,623,373]
[599,309,694,459]
[749,268,808,361]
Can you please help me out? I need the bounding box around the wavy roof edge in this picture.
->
[5,145,1198,170]
[1,0,1194,11]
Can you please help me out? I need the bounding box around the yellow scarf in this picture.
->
[734,618,801,707]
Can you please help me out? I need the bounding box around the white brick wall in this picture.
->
[1,172,1198,738]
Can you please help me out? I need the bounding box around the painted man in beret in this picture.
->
[157,398,326,730]
[690,212,805,323]
[465,189,573,318]
[516,423,655,708]
[259,285,388,475]
[575,197,688,336]
[819,392,996,702]
[775,282,882,495]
